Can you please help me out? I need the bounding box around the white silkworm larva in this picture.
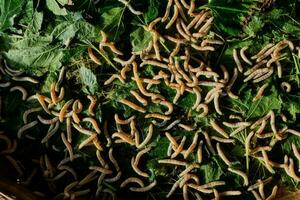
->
[9,86,28,100]
[78,134,98,150]
[171,136,186,158]
[256,46,276,62]
[109,148,120,172]
[191,44,215,51]
[292,143,300,172]
[104,74,125,85]
[281,82,291,92]
[187,183,213,194]
[216,143,231,166]
[203,131,216,154]
[129,180,157,192]
[112,132,135,145]
[120,65,131,80]
[252,43,274,60]
[183,184,189,200]
[219,191,242,197]
[162,0,173,22]
[114,55,136,66]
[12,76,38,84]
[56,66,65,92]
[130,90,148,106]
[23,107,42,124]
[115,114,135,125]
[166,178,181,198]
[137,124,153,149]
[88,48,101,65]
[253,83,269,102]
[210,120,229,138]
[37,115,58,125]
[192,87,201,110]
[87,95,96,116]
[158,159,187,166]
[233,49,243,72]
[166,5,179,29]
[41,121,60,143]
[163,119,181,131]
[262,150,274,173]
[121,177,145,188]
[59,99,74,122]
[5,155,23,176]
[134,147,151,166]
[196,104,208,117]
[253,68,274,83]
[82,117,101,134]
[89,166,112,174]
[17,120,38,139]
[61,132,74,161]
[184,132,199,159]
[228,167,249,186]
[214,93,223,115]
[145,113,171,121]
[240,47,252,65]
[131,157,149,177]
[198,16,214,34]
[119,98,146,113]
[105,171,122,183]
[266,185,278,200]
[179,163,200,177]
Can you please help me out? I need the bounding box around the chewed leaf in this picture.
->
[46,0,68,16]
[0,0,26,31]
[130,26,152,52]
[79,66,99,95]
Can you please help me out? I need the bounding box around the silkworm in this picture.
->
[219,191,242,197]
[158,159,187,166]
[105,171,122,183]
[198,16,214,34]
[137,124,153,149]
[104,74,125,85]
[253,83,269,102]
[198,81,224,87]
[115,114,135,125]
[251,190,262,200]
[163,119,181,131]
[273,40,294,57]
[223,121,251,128]
[266,185,278,200]
[145,113,171,121]
[82,117,101,134]
[5,155,23,176]
[64,181,78,197]
[112,132,135,145]
[61,132,74,161]
[248,177,273,191]
[196,104,208,117]
[211,137,235,145]
[121,177,145,188]
[201,39,224,47]
[166,5,179,29]
[50,82,59,104]
[12,76,38,84]
[183,184,189,200]
[119,98,146,113]
[88,48,101,65]
[17,120,38,139]
[79,134,98,149]
[216,143,231,166]
[285,129,300,137]
[210,120,229,138]
[251,43,274,60]
[58,99,74,122]
[131,156,149,177]
[130,91,148,106]
[195,181,225,189]
[233,49,243,72]
[171,136,186,158]
[288,158,300,181]
[178,123,196,131]
[281,82,291,92]
[89,166,112,174]
[191,44,215,51]
[214,93,223,115]
[114,55,136,67]
[165,132,179,148]
[197,140,203,163]
[87,95,96,116]
[41,121,60,143]
[162,0,173,22]
[37,115,58,125]
[203,131,216,154]
[187,13,202,30]
[240,47,252,65]
[262,150,274,173]
[187,183,213,194]
[291,143,300,172]
[179,163,200,177]
[184,132,198,159]
[156,100,173,115]
[22,107,42,124]
[72,123,94,136]
[9,86,28,100]
[130,180,157,192]
[0,81,11,88]
[166,178,181,198]
[54,66,65,92]
[245,131,255,157]
[257,45,277,62]
[108,147,120,172]
[253,68,274,83]
[228,167,249,186]
[57,165,77,180]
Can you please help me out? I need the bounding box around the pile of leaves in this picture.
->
[0,0,300,199]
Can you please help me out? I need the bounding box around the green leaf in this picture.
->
[244,16,264,38]
[205,0,256,36]
[5,44,64,76]
[144,0,160,24]
[51,21,77,46]
[26,11,44,35]
[79,66,99,95]
[99,6,125,41]
[199,161,224,183]
[41,71,58,93]
[0,0,26,31]
[130,26,152,52]
[46,0,68,16]
[56,0,69,6]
